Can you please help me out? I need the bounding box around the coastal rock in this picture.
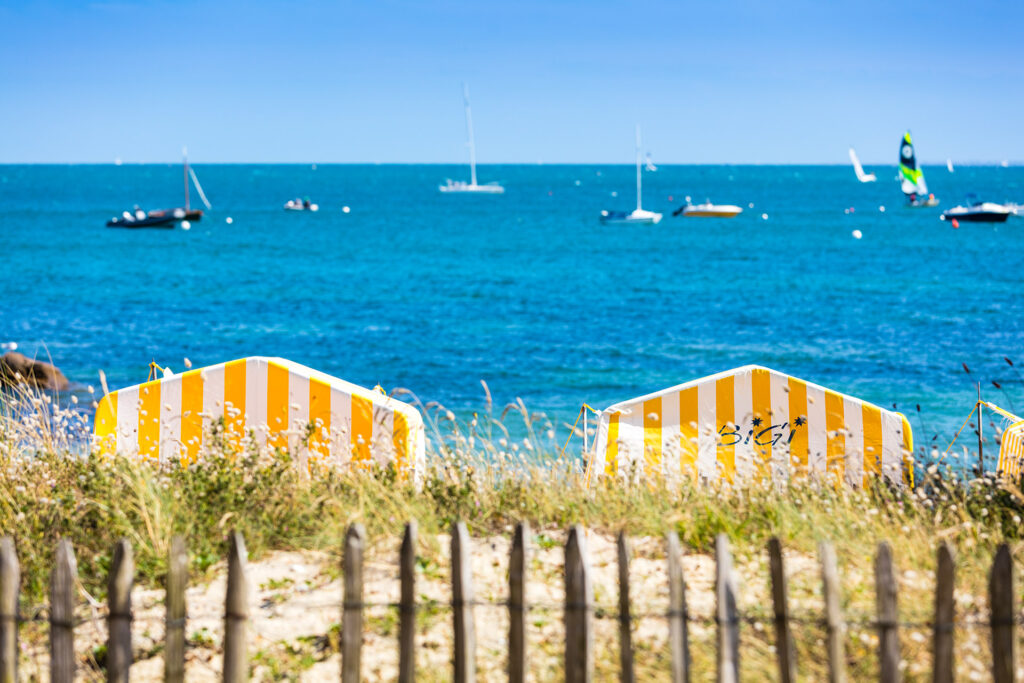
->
[0,352,69,391]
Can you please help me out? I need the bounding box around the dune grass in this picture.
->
[1,381,1022,680]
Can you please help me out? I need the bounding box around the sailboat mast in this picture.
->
[183,146,190,211]
[463,84,477,187]
[635,125,642,212]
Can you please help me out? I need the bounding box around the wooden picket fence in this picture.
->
[0,523,1017,681]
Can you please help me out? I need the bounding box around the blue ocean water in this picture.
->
[2,163,1023,453]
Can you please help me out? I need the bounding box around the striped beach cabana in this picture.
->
[93,357,425,481]
[590,365,913,488]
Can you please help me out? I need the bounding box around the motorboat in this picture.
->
[898,132,939,207]
[439,84,505,194]
[941,196,1012,223]
[284,198,319,211]
[673,198,743,218]
[600,125,662,225]
[849,148,876,182]
[107,207,182,229]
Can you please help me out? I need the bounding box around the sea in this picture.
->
[2,163,1023,462]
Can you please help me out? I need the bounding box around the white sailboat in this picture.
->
[644,152,657,172]
[849,147,876,182]
[600,126,662,225]
[439,84,504,194]
[947,158,955,173]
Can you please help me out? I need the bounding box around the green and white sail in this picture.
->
[898,131,928,196]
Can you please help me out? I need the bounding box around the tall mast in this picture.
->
[635,125,642,212]
[463,83,477,187]
[182,146,190,211]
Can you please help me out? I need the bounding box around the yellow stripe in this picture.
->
[94,391,118,454]
[643,396,662,478]
[351,393,372,463]
[751,368,772,477]
[604,412,619,477]
[679,386,699,480]
[267,361,289,451]
[862,403,883,484]
[715,376,735,481]
[180,370,203,465]
[392,410,409,480]
[224,359,247,449]
[308,377,331,462]
[787,377,808,476]
[825,390,845,487]
[900,415,914,486]
[138,379,161,460]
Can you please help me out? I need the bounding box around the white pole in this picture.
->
[635,125,642,212]
[463,83,477,187]
[583,408,588,455]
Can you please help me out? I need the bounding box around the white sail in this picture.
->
[438,84,504,193]
[849,147,876,182]
[189,166,212,210]
[463,83,477,187]
[947,158,955,173]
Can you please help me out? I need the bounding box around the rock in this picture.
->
[0,352,69,391]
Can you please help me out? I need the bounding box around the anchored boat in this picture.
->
[941,195,1012,223]
[849,147,877,182]
[673,197,743,218]
[439,84,504,194]
[106,148,211,228]
[600,126,662,225]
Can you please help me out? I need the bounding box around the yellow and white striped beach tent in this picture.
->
[93,357,425,480]
[590,365,913,488]
[988,402,1024,480]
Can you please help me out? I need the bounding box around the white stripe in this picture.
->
[733,370,754,480]
[621,405,644,481]
[373,407,395,465]
[661,390,681,484]
[696,380,717,480]
[843,398,864,487]
[201,365,225,437]
[159,376,182,465]
[770,372,791,482]
[116,386,140,456]
[806,384,827,477]
[880,412,904,484]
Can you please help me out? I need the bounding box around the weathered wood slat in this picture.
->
[165,536,188,683]
[565,525,593,683]
[932,543,954,683]
[50,539,77,683]
[618,531,635,683]
[452,521,476,683]
[106,540,134,683]
[768,538,796,683]
[875,541,901,683]
[667,531,689,683]
[509,521,528,683]
[0,537,18,683]
[819,541,846,683]
[990,543,1016,683]
[222,531,249,683]
[342,524,366,683]
[399,521,417,683]
[715,534,739,683]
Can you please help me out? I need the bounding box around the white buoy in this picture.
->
[342,206,350,213]
[761,213,768,220]
[574,180,581,186]
[225,216,233,224]
[879,205,886,213]
[310,204,319,212]
[852,229,863,239]
[611,191,618,197]
[181,220,191,230]
[748,202,754,208]
[0,342,16,351]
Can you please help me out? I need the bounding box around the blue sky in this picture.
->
[1,0,1022,163]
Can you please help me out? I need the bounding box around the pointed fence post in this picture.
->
[342,524,366,683]
[107,540,134,683]
[819,541,846,683]
[451,522,476,683]
[50,539,77,683]
[509,522,528,683]
[565,525,593,683]
[875,541,901,683]
[618,531,635,683]
[768,538,796,683]
[399,521,416,683]
[222,531,249,683]
[990,543,1016,683]
[715,534,739,683]
[667,531,689,683]
[932,543,955,683]
[165,536,188,683]
[0,538,18,683]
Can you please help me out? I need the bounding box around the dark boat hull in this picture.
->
[941,212,1010,223]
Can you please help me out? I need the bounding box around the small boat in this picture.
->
[284,198,319,211]
[673,199,743,218]
[947,158,955,173]
[898,132,939,206]
[644,153,657,172]
[439,84,504,194]
[941,195,1012,223]
[600,126,662,225]
[107,207,183,229]
[849,147,876,182]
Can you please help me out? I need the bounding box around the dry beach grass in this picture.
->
[0,381,1022,680]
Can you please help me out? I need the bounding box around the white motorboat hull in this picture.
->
[681,204,743,218]
[941,202,1011,223]
[439,182,505,194]
[600,209,662,225]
